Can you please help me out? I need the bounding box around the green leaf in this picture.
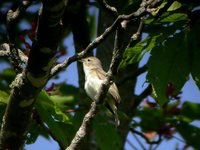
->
[38,90,72,122]
[167,1,182,11]
[58,83,79,100]
[145,34,161,52]
[26,121,49,144]
[180,102,200,121]
[151,2,167,16]
[119,36,152,69]
[189,20,200,89]
[120,44,144,67]
[35,100,70,147]
[50,95,75,110]
[177,121,200,149]
[0,90,9,104]
[94,114,122,150]
[120,21,184,70]
[147,32,190,105]
[0,68,16,83]
[135,108,166,131]
[0,68,16,91]
[160,13,187,22]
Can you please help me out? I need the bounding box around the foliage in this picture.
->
[0,0,200,150]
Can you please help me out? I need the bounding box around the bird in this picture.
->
[79,56,121,126]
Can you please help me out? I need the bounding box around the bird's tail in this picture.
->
[106,99,120,126]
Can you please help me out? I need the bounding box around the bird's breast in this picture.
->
[84,76,102,101]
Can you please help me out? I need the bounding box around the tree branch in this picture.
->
[96,0,118,18]
[0,43,10,57]
[6,0,32,73]
[0,43,28,64]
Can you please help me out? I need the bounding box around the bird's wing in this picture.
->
[93,68,121,104]
[109,83,121,104]
[92,68,107,80]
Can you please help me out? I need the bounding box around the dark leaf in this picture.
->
[93,114,122,150]
[180,102,200,121]
[147,32,190,105]
[177,121,200,149]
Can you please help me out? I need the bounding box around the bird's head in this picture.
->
[79,56,102,69]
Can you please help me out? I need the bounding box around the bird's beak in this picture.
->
[78,59,84,62]
[78,58,86,62]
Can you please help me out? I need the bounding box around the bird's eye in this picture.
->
[87,59,90,62]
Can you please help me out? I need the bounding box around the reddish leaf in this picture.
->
[166,83,176,97]
[143,99,158,108]
[144,131,157,140]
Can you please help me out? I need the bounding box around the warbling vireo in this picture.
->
[80,56,121,126]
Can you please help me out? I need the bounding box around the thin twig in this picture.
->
[131,131,146,150]
[96,0,118,17]
[66,101,98,150]
[152,140,162,150]
[149,144,153,150]
[117,17,145,86]
[126,138,139,150]
[127,18,145,48]
[130,128,162,145]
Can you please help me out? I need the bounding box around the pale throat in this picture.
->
[83,65,100,79]
[83,65,91,79]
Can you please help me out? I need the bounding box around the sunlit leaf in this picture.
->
[0,90,9,104]
[37,90,72,123]
[160,13,187,22]
[50,95,75,109]
[35,100,70,147]
[0,68,16,80]
[120,21,185,70]
[167,1,182,11]
[119,37,151,69]
[151,2,167,16]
